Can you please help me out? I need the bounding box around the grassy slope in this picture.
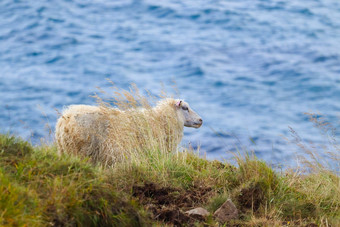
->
[0,134,339,226]
[0,134,148,227]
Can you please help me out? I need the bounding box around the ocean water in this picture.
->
[1,0,340,166]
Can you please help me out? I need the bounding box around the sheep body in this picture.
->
[55,98,202,165]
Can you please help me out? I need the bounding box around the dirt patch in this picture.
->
[237,182,265,212]
[132,182,213,226]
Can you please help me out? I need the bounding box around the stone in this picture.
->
[213,199,238,223]
[185,207,210,219]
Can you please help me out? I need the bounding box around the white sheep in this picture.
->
[55,98,202,166]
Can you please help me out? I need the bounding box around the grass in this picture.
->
[0,134,149,227]
[1,85,339,226]
[0,134,338,226]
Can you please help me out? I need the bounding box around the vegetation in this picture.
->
[0,134,149,227]
[1,133,339,226]
[1,86,339,226]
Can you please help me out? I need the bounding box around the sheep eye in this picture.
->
[182,106,188,111]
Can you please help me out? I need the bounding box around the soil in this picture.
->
[132,182,319,226]
[237,182,265,212]
[132,182,213,226]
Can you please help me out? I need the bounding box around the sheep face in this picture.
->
[175,100,203,128]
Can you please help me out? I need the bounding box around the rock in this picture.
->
[185,207,210,220]
[214,199,238,223]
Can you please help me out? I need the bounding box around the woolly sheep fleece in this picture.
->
[55,98,202,165]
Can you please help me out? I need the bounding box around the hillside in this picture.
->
[0,134,339,226]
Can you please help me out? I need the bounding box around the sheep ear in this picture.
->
[175,100,182,108]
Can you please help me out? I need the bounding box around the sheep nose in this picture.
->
[199,119,203,124]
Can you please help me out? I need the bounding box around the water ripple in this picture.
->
[1,0,340,166]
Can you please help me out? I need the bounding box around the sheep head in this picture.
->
[175,100,203,128]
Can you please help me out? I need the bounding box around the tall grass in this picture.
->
[58,83,183,166]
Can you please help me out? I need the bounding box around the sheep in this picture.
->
[55,98,202,166]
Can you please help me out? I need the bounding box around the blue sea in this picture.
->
[1,0,340,167]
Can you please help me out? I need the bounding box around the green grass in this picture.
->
[0,133,339,226]
[0,134,148,227]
